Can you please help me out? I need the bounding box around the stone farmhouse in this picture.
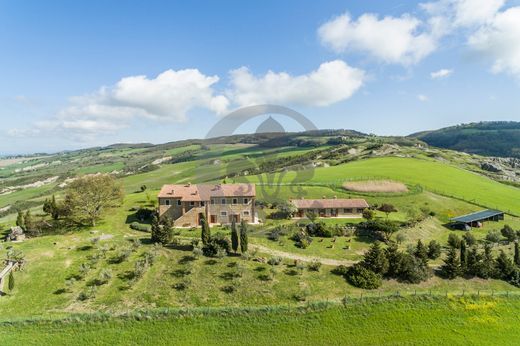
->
[289,198,369,218]
[158,183,256,227]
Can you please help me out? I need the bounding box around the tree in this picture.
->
[377,204,397,219]
[140,185,147,192]
[414,240,429,265]
[8,271,14,292]
[466,246,483,277]
[501,225,517,242]
[385,243,404,278]
[362,208,375,221]
[485,230,501,244]
[495,251,515,280]
[479,243,497,279]
[43,195,60,220]
[231,219,239,253]
[427,240,441,260]
[151,214,171,245]
[239,220,248,253]
[462,232,476,246]
[515,241,520,266]
[447,233,461,249]
[460,240,467,269]
[396,233,406,245]
[441,247,460,279]
[361,242,389,275]
[397,254,429,284]
[24,210,34,232]
[16,211,24,229]
[346,264,382,289]
[64,174,124,226]
[200,215,211,245]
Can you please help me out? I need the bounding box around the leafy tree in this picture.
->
[43,195,60,220]
[495,251,515,280]
[305,211,318,223]
[501,225,517,242]
[377,204,397,219]
[231,219,239,253]
[515,241,520,266]
[441,247,460,279]
[8,271,14,292]
[239,220,248,253]
[447,233,461,249]
[362,208,375,221]
[462,232,476,246]
[16,211,24,229]
[151,214,172,245]
[397,254,429,284]
[346,264,382,289]
[414,240,429,266]
[64,174,124,226]
[427,240,442,260]
[273,201,297,219]
[200,215,211,245]
[361,242,389,275]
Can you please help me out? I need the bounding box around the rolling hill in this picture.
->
[411,121,520,158]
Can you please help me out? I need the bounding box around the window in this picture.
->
[211,199,215,205]
[243,198,249,205]
[220,211,227,217]
[177,200,182,206]
[165,199,170,206]
[221,198,226,205]
[201,201,205,206]
[243,210,250,216]
[190,201,195,206]
[232,198,238,205]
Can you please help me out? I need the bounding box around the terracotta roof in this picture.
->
[158,183,256,201]
[290,198,369,209]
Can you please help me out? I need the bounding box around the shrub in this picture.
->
[202,233,231,258]
[486,230,501,244]
[267,256,283,266]
[346,264,382,289]
[130,222,151,232]
[308,260,322,272]
[427,240,442,259]
[357,220,399,242]
[135,207,153,222]
[192,247,203,259]
[332,265,349,276]
[292,229,312,248]
[462,232,476,246]
[501,225,517,242]
[447,233,461,248]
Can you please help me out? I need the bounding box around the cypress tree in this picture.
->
[515,241,520,266]
[239,220,248,253]
[495,250,515,280]
[51,195,59,220]
[460,240,467,270]
[231,219,239,253]
[16,211,24,229]
[466,246,482,277]
[201,215,211,245]
[8,271,15,291]
[441,247,460,279]
[24,210,33,231]
[480,243,497,279]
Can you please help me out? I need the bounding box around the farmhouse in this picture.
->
[290,198,369,218]
[450,209,505,230]
[158,183,256,227]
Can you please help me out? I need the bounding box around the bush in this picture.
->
[202,233,231,258]
[332,265,349,276]
[447,233,461,248]
[462,232,476,246]
[267,256,283,266]
[308,260,322,272]
[135,208,153,222]
[427,240,442,259]
[346,264,382,289]
[486,230,501,244]
[501,225,517,242]
[130,222,151,232]
[357,220,399,242]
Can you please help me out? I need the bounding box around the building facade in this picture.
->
[158,183,256,227]
[290,198,369,218]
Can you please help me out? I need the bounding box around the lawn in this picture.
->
[2,296,520,345]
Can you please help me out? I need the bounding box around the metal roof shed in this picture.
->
[450,209,504,229]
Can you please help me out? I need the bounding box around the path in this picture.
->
[249,244,356,266]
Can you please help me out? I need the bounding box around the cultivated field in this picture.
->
[343,180,409,193]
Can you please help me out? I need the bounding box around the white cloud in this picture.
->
[418,94,429,101]
[430,68,454,79]
[468,6,520,78]
[228,60,365,107]
[421,0,505,28]
[318,12,438,65]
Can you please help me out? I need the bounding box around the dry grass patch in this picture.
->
[343,180,408,193]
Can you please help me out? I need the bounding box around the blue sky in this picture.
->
[1,0,520,154]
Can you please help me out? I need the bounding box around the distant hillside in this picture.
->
[411,122,520,158]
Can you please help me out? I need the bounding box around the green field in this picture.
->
[2,297,520,345]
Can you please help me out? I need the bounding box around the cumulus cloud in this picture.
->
[468,6,520,78]
[421,0,505,28]
[430,68,454,79]
[318,12,438,65]
[228,60,365,107]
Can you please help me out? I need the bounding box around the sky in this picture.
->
[1,0,520,154]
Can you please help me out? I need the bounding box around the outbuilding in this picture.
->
[450,209,504,230]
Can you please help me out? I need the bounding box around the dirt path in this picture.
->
[249,244,356,266]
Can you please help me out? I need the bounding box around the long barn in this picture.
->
[450,209,504,230]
